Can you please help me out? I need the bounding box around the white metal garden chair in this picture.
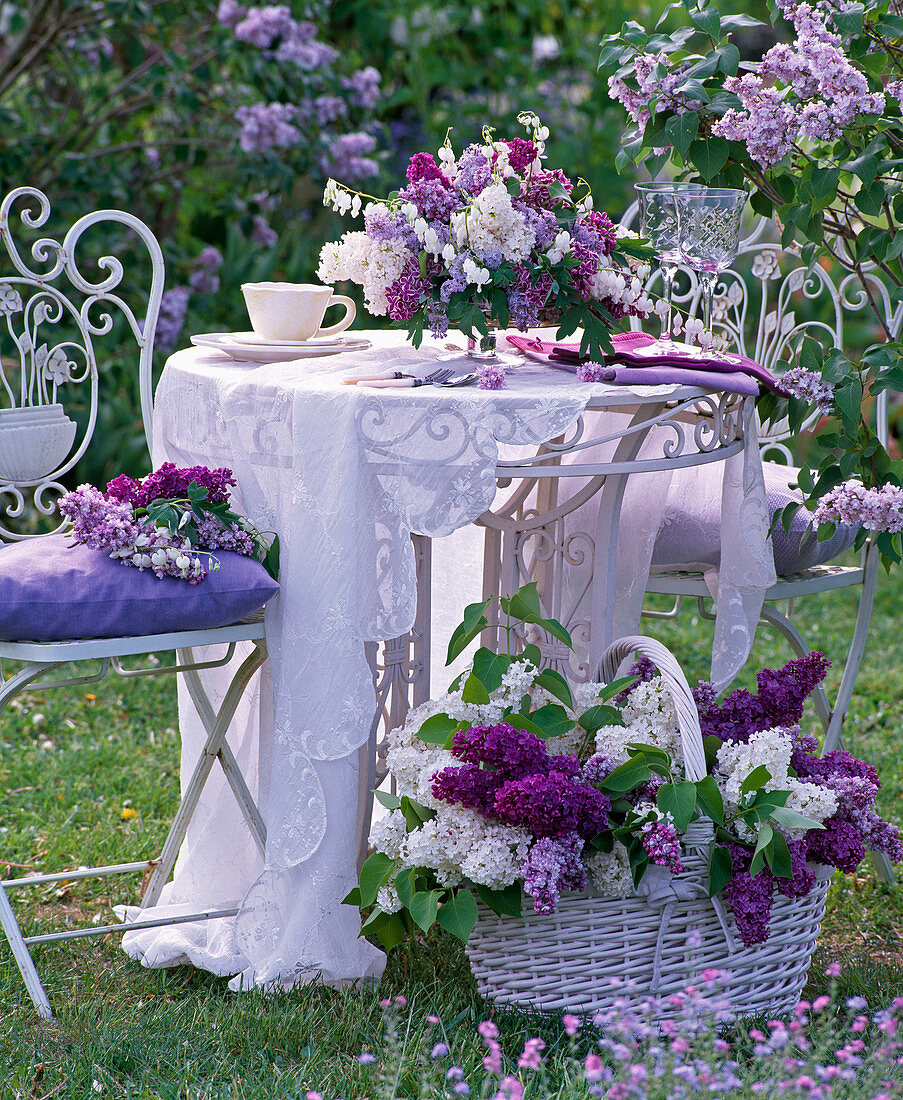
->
[0,187,274,1017]
[622,207,893,786]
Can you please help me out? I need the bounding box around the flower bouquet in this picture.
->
[348,583,901,1014]
[59,462,279,584]
[317,113,654,365]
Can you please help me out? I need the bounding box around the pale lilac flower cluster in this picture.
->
[477,364,505,390]
[576,361,615,383]
[712,3,885,167]
[318,115,650,337]
[607,51,697,131]
[235,102,300,154]
[153,286,190,354]
[59,485,207,583]
[321,132,378,183]
[59,464,260,585]
[780,364,835,414]
[188,246,224,296]
[523,835,587,914]
[813,480,903,533]
[640,816,684,873]
[342,66,381,109]
[220,3,381,182]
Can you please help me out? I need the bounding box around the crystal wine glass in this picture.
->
[674,187,748,339]
[634,181,705,341]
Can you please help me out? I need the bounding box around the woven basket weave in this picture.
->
[465,636,829,1019]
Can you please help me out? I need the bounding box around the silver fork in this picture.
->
[434,372,479,387]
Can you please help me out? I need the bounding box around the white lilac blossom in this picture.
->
[813,481,903,534]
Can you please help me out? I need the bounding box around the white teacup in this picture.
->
[241,282,356,342]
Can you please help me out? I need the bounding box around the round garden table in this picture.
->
[120,328,774,991]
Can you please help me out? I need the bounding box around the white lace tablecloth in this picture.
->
[122,329,774,990]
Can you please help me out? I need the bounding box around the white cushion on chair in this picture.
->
[652,461,858,577]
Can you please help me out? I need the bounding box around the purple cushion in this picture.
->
[0,533,279,642]
[652,462,858,576]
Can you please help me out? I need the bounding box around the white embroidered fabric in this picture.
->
[121,330,773,990]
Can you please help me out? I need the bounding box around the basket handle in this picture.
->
[598,635,707,783]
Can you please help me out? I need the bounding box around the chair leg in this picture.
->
[0,884,52,1018]
[141,640,268,907]
[822,547,880,754]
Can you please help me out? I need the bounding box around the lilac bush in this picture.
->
[601,0,903,566]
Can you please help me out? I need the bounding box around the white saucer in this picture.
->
[230,331,348,348]
[190,333,370,363]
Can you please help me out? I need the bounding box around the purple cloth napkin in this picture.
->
[506,332,785,397]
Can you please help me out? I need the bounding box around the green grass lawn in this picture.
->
[1,569,902,1097]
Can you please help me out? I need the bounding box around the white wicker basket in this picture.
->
[465,636,830,1019]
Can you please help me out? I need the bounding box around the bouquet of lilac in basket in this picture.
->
[58,462,278,584]
[317,112,655,365]
[348,583,901,950]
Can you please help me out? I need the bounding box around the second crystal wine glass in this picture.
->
[674,187,748,338]
[634,181,704,340]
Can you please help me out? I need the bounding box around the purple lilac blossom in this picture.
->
[406,152,446,184]
[613,656,660,704]
[364,206,409,241]
[251,215,278,248]
[153,286,190,354]
[426,300,449,339]
[431,765,503,814]
[313,95,347,125]
[494,771,611,839]
[813,481,903,534]
[522,834,587,914]
[234,5,294,48]
[519,168,574,212]
[217,0,244,28]
[385,259,430,322]
[723,844,775,945]
[607,51,697,132]
[59,485,141,552]
[640,818,683,873]
[780,365,835,414]
[477,365,505,390]
[502,137,538,172]
[581,753,620,787]
[694,651,830,743]
[576,362,612,384]
[450,722,579,780]
[195,517,255,557]
[278,33,338,70]
[322,132,378,181]
[235,102,300,154]
[397,177,461,222]
[455,146,492,195]
[342,66,381,109]
[711,3,885,167]
[108,462,236,509]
